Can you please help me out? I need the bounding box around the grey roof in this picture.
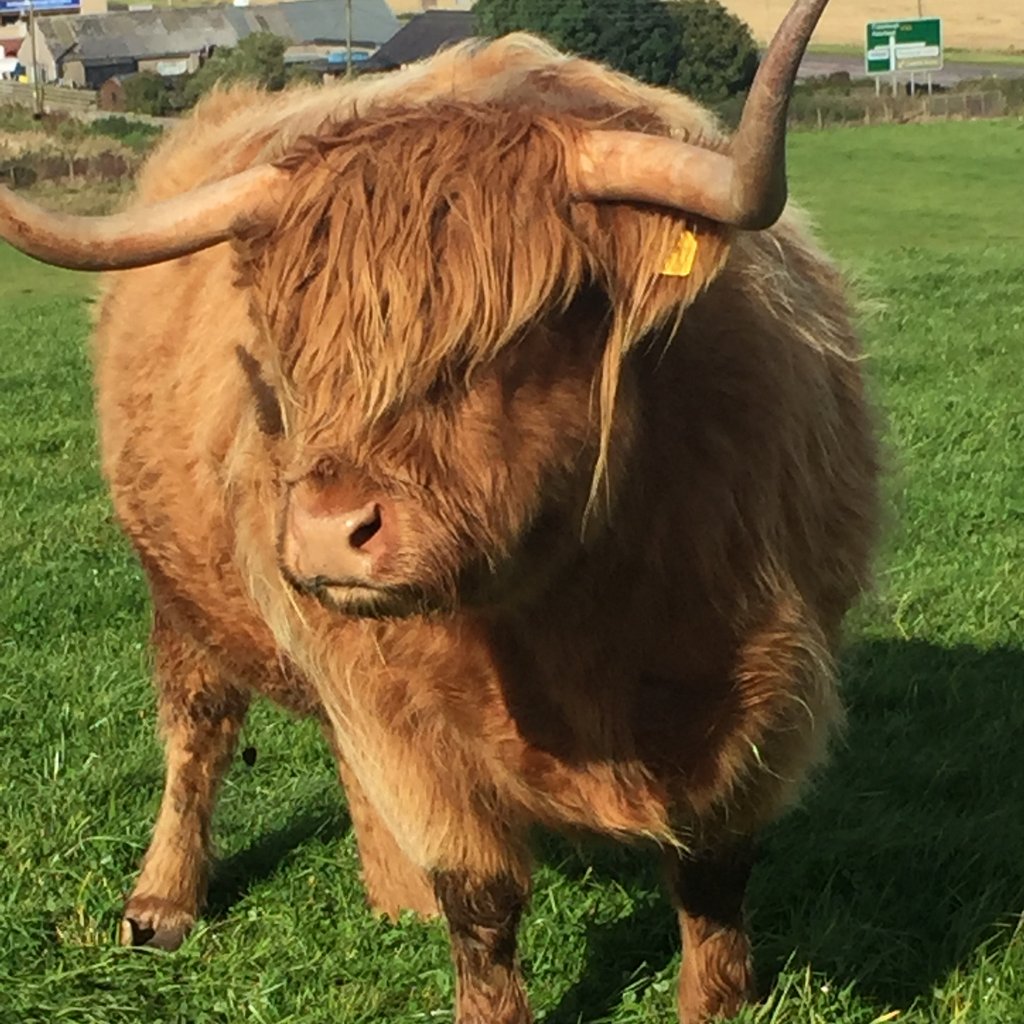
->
[40,0,398,66]
[41,8,238,63]
[224,0,399,47]
[363,10,473,71]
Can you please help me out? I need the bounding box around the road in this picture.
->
[796,52,1024,87]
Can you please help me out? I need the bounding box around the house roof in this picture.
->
[38,8,238,64]
[35,0,399,66]
[224,0,399,48]
[362,9,473,71]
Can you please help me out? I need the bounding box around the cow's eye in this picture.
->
[423,357,474,408]
[235,346,284,437]
[424,375,453,408]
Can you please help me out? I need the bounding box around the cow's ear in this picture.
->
[571,202,734,341]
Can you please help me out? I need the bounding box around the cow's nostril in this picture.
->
[349,504,383,550]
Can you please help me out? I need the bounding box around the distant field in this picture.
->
[725,0,1023,52]
[806,41,1024,66]
[74,0,1024,54]
[2,120,1024,1023]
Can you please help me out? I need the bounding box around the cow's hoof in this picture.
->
[119,897,195,952]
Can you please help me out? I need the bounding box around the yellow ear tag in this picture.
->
[661,229,698,278]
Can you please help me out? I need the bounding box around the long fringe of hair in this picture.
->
[243,100,733,504]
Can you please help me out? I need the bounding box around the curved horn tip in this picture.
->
[734,199,787,232]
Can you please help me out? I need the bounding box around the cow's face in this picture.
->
[237,105,729,618]
[264,303,636,619]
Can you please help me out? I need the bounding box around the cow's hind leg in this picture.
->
[665,842,757,1024]
[121,616,248,951]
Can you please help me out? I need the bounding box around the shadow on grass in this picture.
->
[539,840,672,1024]
[540,638,1024,1022]
[206,798,350,920]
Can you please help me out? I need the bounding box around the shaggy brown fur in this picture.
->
[85,33,879,1024]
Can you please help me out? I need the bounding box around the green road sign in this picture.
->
[865,17,943,75]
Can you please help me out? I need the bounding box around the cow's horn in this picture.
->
[571,0,828,230]
[0,164,287,271]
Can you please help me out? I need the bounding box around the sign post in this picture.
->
[865,17,943,96]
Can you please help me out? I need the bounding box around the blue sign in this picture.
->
[0,0,80,10]
[327,51,370,64]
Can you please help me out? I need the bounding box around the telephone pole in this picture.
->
[27,0,43,118]
[346,0,353,79]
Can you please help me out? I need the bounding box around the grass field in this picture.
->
[2,118,1024,1023]
[725,0,1024,52]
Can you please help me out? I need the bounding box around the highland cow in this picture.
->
[0,1,879,1020]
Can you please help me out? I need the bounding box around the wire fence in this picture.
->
[790,89,1010,128]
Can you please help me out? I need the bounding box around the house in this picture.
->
[16,0,399,88]
[361,8,472,73]
[226,0,400,64]
[0,55,23,79]
[225,0,399,55]
[0,0,105,77]
[19,7,236,87]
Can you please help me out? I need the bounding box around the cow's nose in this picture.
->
[283,483,393,586]
[341,501,384,554]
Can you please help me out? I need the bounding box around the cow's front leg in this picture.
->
[121,616,249,951]
[432,865,532,1024]
[665,841,757,1024]
[325,732,439,920]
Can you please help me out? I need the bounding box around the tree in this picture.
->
[667,1,759,103]
[472,0,758,103]
[475,0,683,86]
[184,33,288,107]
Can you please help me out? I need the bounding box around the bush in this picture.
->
[473,0,757,101]
[123,71,172,117]
[88,116,164,152]
[957,74,1024,112]
[285,63,324,87]
[183,33,288,106]
[0,104,40,133]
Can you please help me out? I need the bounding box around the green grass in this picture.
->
[2,118,1024,1023]
[0,106,164,151]
[0,248,97,303]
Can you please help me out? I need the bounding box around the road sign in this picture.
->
[865,17,943,75]
[0,0,79,9]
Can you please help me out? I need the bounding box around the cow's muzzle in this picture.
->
[280,476,395,594]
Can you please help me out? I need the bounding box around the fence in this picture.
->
[0,81,98,114]
[788,90,1009,129]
